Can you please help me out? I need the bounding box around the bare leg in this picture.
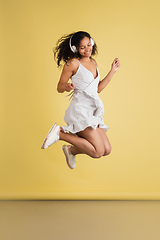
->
[60,127,111,159]
[97,128,111,156]
[60,130,96,157]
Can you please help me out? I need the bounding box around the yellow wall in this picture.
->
[1,0,160,200]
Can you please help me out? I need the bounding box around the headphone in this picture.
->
[69,34,95,53]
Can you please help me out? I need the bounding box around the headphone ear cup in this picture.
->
[69,36,78,53]
[90,38,95,46]
[71,45,77,53]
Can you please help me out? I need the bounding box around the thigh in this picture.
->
[77,127,107,155]
[97,128,111,155]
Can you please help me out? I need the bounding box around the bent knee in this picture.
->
[91,149,105,159]
[103,145,112,156]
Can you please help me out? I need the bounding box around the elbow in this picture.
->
[97,88,101,93]
[57,84,64,93]
[97,83,102,93]
[57,88,64,93]
[57,86,60,93]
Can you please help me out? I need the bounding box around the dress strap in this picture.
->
[77,58,97,67]
[90,58,97,66]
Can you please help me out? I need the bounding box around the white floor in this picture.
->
[0,201,160,240]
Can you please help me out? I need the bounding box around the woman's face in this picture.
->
[78,37,93,57]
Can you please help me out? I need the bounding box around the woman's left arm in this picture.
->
[97,58,120,93]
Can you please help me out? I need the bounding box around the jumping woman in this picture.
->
[41,31,120,169]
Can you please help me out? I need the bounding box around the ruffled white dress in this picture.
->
[62,60,109,134]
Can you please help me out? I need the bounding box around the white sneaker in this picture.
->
[62,145,76,169]
[41,123,60,149]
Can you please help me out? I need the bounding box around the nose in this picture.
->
[86,46,91,52]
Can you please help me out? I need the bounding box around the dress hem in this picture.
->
[62,123,109,134]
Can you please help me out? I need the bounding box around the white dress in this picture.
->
[62,60,109,134]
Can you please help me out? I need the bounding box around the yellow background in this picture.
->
[1,0,160,200]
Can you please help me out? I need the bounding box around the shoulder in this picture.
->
[91,58,98,66]
[63,58,79,74]
[65,58,79,68]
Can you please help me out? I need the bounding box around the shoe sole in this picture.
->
[41,123,57,149]
[62,145,74,169]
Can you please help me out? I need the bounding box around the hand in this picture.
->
[64,83,74,92]
[111,58,120,73]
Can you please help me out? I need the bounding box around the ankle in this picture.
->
[68,146,75,156]
[59,127,64,140]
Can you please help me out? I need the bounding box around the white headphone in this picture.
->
[69,34,95,53]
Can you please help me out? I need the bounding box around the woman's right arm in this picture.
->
[57,59,78,93]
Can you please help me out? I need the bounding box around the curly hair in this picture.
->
[53,31,98,67]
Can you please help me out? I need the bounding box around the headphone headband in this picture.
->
[69,33,95,53]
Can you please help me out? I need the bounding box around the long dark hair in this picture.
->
[53,31,98,67]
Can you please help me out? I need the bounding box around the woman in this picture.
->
[41,31,120,169]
